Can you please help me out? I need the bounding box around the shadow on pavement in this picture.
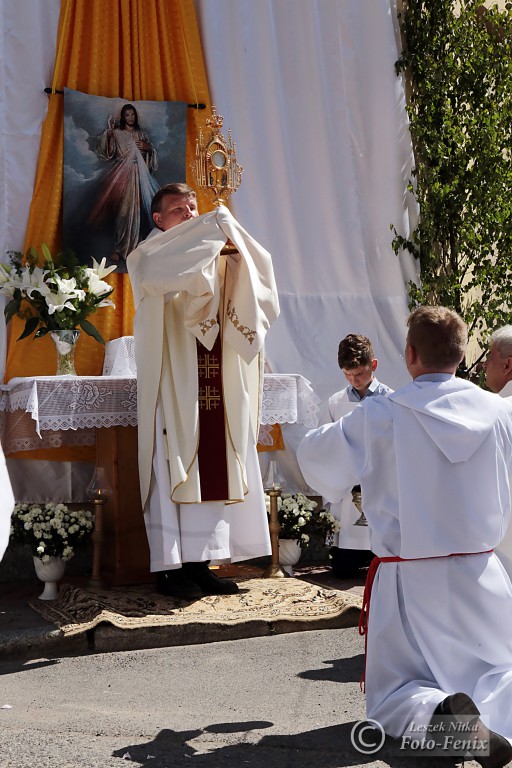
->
[113,721,463,767]
[298,654,365,684]
[0,657,61,676]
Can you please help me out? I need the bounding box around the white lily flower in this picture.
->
[45,290,78,315]
[84,269,113,297]
[0,265,20,296]
[96,298,116,309]
[52,275,80,295]
[91,256,117,279]
[21,266,51,298]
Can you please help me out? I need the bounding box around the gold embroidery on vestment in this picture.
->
[199,318,217,335]
[197,353,220,379]
[199,385,221,410]
[226,299,256,344]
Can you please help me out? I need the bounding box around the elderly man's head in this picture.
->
[484,326,512,393]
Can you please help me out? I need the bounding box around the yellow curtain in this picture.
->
[257,424,286,453]
[4,0,212,460]
[5,0,212,381]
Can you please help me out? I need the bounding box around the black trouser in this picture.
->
[329,546,374,578]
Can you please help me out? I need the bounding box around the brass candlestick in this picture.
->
[262,459,287,578]
[352,486,368,527]
[89,498,105,587]
[86,467,112,587]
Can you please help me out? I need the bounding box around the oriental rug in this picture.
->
[29,576,362,638]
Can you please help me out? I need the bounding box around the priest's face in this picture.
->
[153,193,199,231]
[484,342,509,393]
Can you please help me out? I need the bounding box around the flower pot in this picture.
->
[278,539,302,576]
[33,556,66,600]
[50,330,80,376]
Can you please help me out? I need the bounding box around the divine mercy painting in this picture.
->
[63,88,187,273]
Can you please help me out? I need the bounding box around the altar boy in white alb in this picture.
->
[298,306,512,768]
[127,183,279,600]
[326,334,392,578]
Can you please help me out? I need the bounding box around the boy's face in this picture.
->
[342,360,377,394]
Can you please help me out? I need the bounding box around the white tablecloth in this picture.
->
[0,373,319,454]
[102,337,137,376]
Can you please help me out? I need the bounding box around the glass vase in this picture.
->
[50,330,80,376]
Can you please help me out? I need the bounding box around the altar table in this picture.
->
[0,374,320,584]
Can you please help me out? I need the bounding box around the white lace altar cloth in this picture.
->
[257,374,320,446]
[0,373,319,454]
[0,376,137,454]
[102,337,136,376]
[102,339,320,447]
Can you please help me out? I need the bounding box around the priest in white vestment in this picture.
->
[297,306,512,766]
[0,439,14,561]
[127,183,279,599]
[485,325,512,581]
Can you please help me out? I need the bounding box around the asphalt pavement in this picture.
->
[0,625,478,768]
[0,566,483,768]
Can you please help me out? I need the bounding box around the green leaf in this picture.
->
[40,243,53,264]
[392,0,512,375]
[79,318,105,344]
[4,299,20,324]
[17,316,40,341]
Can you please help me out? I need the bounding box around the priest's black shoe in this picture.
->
[432,692,512,768]
[182,561,239,595]
[156,569,203,600]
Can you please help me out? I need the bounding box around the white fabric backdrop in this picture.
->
[0,0,60,380]
[195,0,418,406]
[0,0,418,499]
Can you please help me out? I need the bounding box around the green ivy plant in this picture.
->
[392,0,512,376]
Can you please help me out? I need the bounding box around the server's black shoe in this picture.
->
[432,692,512,768]
[182,562,239,595]
[156,568,203,600]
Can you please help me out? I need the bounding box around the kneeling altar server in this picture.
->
[298,305,512,768]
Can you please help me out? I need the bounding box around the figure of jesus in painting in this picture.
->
[90,103,160,262]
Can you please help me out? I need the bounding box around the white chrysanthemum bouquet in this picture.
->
[10,502,94,562]
[265,492,339,547]
[0,244,116,344]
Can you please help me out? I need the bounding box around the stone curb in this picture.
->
[0,603,361,661]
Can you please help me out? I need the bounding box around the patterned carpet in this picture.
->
[29,577,363,637]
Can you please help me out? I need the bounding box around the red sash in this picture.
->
[358,549,493,691]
